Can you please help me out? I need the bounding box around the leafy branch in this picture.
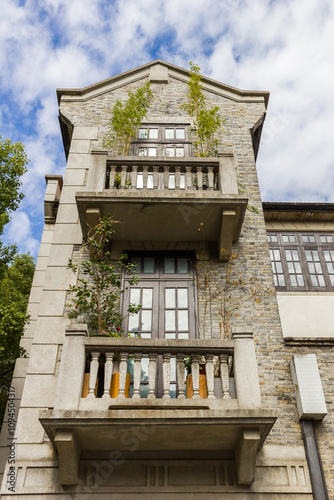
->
[103,82,154,156]
[67,216,141,335]
[181,62,224,156]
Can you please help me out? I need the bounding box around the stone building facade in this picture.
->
[0,61,331,498]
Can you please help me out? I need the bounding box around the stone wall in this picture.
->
[59,73,309,462]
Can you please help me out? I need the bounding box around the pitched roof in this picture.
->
[56,59,270,107]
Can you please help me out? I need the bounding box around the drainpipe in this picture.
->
[290,354,328,500]
[300,420,328,500]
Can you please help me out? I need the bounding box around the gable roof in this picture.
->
[56,59,270,108]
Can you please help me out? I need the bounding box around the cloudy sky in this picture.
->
[1,0,334,257]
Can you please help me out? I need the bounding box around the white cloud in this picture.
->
[1,0,334,257]
[4,211,39,255]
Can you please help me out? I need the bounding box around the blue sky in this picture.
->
[1,0,334,258]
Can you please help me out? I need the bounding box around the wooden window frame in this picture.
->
[132,124,192,157]
[268,232,334,291]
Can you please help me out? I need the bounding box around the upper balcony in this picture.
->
[76,153,248,260]
[40,326,276,488]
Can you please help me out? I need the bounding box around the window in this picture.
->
[267,232,334,291]
[123,253,197,398]
[132,124,191,157]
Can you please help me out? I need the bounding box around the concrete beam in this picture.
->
[219,210,236,260]
[235,428,261,485]
[54,429,81,485]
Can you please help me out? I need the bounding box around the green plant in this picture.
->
[181,63,224,157]
[184,355,206,374]
[103,82,154,156]
[67,216,141,335]
[114,173,121,189]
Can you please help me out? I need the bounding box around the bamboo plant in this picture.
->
[103,82,154,156]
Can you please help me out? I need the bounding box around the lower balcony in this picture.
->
[40,326,276,487]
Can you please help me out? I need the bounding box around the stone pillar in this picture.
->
[87,151,108,191]
[54,324,88,410]
[218,154,238,195]
[232,329,262,409]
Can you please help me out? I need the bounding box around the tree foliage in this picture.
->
[181,62,224,156]
[0,254,35,426]
[103,82,154,156]
[0,137,33,428]
[0,137,29,235]
[67,216,141,335]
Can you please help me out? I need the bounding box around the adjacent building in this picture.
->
[0,61,332,499]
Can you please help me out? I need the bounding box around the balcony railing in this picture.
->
[84,341,233,401]
[41,326,276,487]
[78,154,248,260]
[106,160,219,191]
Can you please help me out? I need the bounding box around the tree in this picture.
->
[0,137,33,428]
[181,63,224,156]
[103,82,154,156]
[0,254,35,425]
[0,137,29,236]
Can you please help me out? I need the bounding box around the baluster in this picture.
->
[143,165,149,189]
[120,165,127,189]
[148,353,157,399]
[196,166,203,190]
[176,353,186,399]
[132,353,142,399]
[191,354,200,399]
[117,352,128,399]
[208,166,214,190]
[109,165,117,190]
[162,353,171,399]
[180,172,186,190]
[131,165,138,190]
[102,352,114,398]
[220,354,231,399]
[185,166,192,190]
[175,166,181,190]
[205,354,215,399]
[163,166,170,190]
[153,165,159,190]
[87,351,100,399]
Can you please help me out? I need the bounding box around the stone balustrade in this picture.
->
[85,344,233,401]
[54,327,262,411]
[105,159,219,191]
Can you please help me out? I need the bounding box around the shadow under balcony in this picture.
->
[76,154,248,260]
[39,326,276,487]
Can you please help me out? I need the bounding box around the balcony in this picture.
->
[40,326,276,487]
[76,154,248,260]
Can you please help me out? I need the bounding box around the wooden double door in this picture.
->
[123,253,197,397]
